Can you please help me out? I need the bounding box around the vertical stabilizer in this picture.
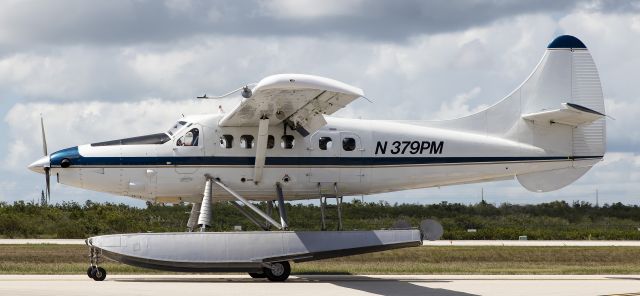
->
[415,35,606,192]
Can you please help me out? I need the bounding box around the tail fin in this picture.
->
[515,35,606,192]
[423,35,606,192]
[519,35,606,157]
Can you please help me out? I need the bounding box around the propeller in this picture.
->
[40,115,50,204]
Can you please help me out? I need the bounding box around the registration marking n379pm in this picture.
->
[375,140,444,155]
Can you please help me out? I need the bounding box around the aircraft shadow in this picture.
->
[297,275,477,296]
[605,276,640,281]
[114,275,478,296]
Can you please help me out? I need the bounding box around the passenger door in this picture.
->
[309,131,339,183]
[339,132,363,183]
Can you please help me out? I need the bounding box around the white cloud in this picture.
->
[164,0,193,13]
[0,180,16,202]
[5,139,30,170]
[2,99,240,171]
[1,8,639,205]
[259,0,364,19]
[434,87,487,120]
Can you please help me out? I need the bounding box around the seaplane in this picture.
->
[28,35,606,281]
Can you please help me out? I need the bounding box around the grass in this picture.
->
[2,244,640,274]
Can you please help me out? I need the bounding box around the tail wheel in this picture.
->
[90,267,107,281]
[263,261,290,282]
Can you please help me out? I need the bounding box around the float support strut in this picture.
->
[213,179,283,229]
[335,183,343,231]
[230,201,269,230]
[187,203,201,232]
[265,200,274,230]
[197,178,213,231]
[318,183,327,231]
[276,182,289,230]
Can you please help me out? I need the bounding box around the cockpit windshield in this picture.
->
[166,121,187,136]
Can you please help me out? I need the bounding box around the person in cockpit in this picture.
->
[177,128,199,146]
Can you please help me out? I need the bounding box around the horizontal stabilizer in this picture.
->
[522,102,605,126]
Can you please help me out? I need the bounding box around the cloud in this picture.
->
[260,0,365,19]
[1,3,639,205]
[434,87,488,120]
[0,0,629,48]
[0,180,16,202]
[2,99,241,171]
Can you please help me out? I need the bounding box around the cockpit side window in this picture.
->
[220,134,233,149]
[176,128,199,147]
[167,121,187,136]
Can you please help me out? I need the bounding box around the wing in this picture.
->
[219,74,364,136]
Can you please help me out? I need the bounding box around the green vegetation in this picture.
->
[2,244,640,275]
[1,199,640,239]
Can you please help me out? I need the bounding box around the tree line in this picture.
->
[1,199,639,239]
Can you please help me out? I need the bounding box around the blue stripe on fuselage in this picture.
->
[49,147,601,167]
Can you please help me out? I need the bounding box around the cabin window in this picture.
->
[281,135,295,149]
[267,135,275,149]
[240,135,254,149]
[177,128,199,146]
[220,134,233,149]
[342,137,356,151]
[319,137,332,150]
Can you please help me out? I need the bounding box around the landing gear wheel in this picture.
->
[90,267,107,281]
[263,261,290,282]
[87,266,96,278]
[248,272,266,279]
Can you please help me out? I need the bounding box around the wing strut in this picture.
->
[253,117,269,183]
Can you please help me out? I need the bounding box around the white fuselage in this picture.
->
[45,114,599,203]
[29,36,607,204]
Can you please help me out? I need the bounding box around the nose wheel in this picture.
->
[87,247,107,281]
[87,266,107,281]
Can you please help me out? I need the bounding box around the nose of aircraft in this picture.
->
[28,156,50,174]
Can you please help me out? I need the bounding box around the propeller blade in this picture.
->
[40,115,48,156]
[44,167,51,203]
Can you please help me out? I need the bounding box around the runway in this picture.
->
[422,240,640,247]
[3,238,640,246]
[1,275,639,296]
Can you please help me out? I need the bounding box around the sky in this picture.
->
[0,0,639,207]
